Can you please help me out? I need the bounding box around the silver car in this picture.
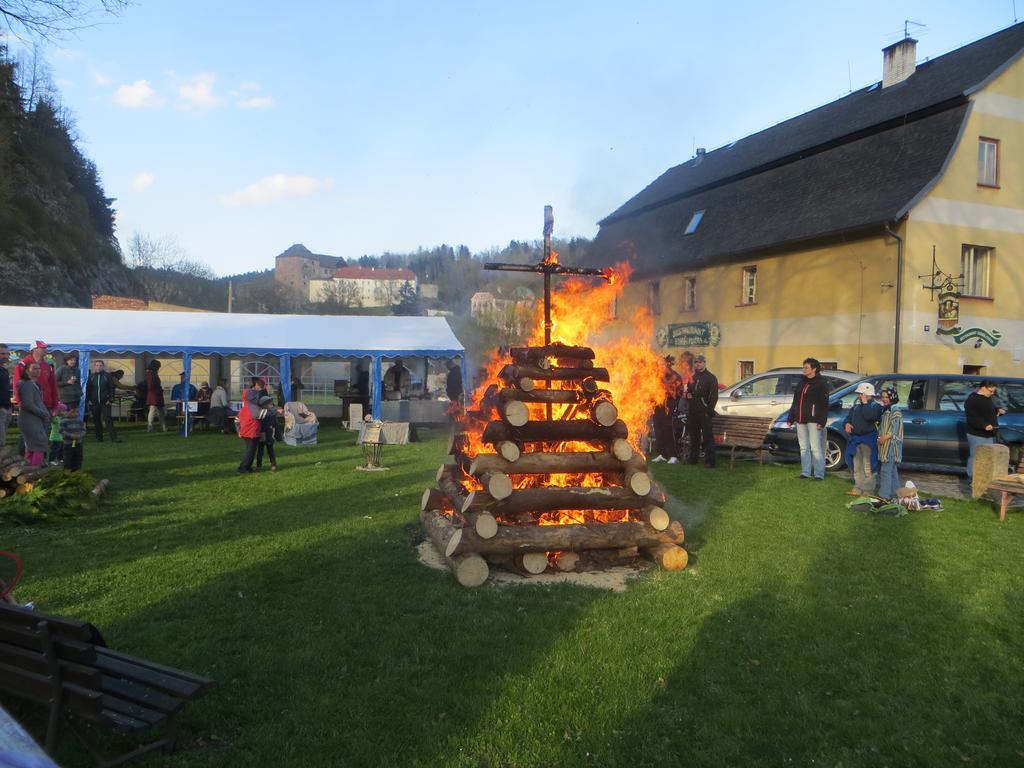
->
[717,367,862,419]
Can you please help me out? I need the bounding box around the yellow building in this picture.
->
[593,25,1024,382]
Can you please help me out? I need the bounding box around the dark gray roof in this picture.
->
[276,243,342,269]
[596,22,1024,264]
[592,105,967,277]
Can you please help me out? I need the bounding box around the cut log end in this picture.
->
[452,553,489,587]
[514,552,549,575]
[474,511,498,540]
[443,526,464,559]
[553,551,580,572]
[480,472,513,501]
[643,506,670,531]
[626,470,652,497]
[611,438,634,462]
[592,400,619,427]
[498,441,521,463]
[643,544,688,571]
[519,377,535,392]
[502,400,529,428]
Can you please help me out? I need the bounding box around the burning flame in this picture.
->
[453,256,689,526]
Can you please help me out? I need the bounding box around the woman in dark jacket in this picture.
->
[17,362,51,466]
[787,357,831,480]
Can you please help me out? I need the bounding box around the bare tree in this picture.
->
[0,1,130,41]
[125,232,215,279]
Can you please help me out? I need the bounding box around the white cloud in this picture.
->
[114,80,162,108]
[218,175,335,207]
[132,172,155,192]
[93,71,112,86]
[177,72,221,110]
[238,95,275,109]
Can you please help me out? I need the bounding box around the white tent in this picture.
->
[0,305,464,425]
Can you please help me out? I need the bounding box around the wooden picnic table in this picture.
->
[988,477,1024,521]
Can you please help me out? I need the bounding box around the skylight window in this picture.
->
[684,210,705,235]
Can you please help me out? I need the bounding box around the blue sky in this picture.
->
[5,0,1020,275]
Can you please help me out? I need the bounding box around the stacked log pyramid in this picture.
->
[420,343,687,587]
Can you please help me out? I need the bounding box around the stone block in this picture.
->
[972,442,1010,499]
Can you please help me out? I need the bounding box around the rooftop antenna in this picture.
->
[1014,0,1018,23]
[904,19,926,39]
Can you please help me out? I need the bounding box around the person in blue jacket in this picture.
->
[844,382,884,496]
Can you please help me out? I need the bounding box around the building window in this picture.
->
[683,276,697,311]
[648,281,661,315]
[961,244,992,297]
[978,138,999,187]
[820,361,839,371]
[684,210,705,235]
[741,266,757,305]
[738,360,754,380]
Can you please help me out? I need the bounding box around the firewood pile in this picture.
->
[421,343,687,587]
[0,446,51,498]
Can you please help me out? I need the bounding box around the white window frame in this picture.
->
[961,244,992,298]
[978,137,999,187]
[741,266,757,305]
[737,360,754,381]
[683,275,697,312]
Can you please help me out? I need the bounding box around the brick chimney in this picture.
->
[882,37,917,88]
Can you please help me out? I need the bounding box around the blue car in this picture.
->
[766,374,1024,472]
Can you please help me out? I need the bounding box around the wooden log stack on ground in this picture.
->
[422,343,687,586]
[0,446,52,497]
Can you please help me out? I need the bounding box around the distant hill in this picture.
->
[0,49,138,308]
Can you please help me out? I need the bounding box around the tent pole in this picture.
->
[371,356,383,420]
[182,352,191,438]
[78,351,90,423]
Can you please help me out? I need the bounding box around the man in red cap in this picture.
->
[13,341,59,411]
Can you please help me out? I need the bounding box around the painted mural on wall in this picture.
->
[657,322,722,348]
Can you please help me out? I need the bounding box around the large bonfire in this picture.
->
[420,252,688,587]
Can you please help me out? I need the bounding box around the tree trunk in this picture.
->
[421,487,451,513]
[437,475,468,515]
[591,400,618,427]
[445,515,684,556]
[483,418,628,446]
[419,509,489,587]
[500,400,529,427]
[469,450,647,476]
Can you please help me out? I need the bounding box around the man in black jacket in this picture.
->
[964,380,1005,477]
[0,344,11,447]
[787,357,831,480]
[687,354,719,468]
[86,360,120,442]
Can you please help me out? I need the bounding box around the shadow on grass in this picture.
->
[574,510,1024,767]
[40,522,603,768]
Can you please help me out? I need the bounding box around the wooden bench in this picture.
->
[987,477,1024,522]
[711,415,776,469]
[0,602,213,767]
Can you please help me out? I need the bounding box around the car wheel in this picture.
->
[825,433,847,471]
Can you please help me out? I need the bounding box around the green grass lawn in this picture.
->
[2,425,1023,767]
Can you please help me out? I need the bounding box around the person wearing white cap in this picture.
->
[843,381,885,495]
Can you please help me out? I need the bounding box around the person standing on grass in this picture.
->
[843,382,884,496]
[687,354,719,468]
[651,355,682,462]
[145,360,167,432]
[16,362,51,467]
[0,344,12,448]
[55,354,83,413]
[236,381,263,473]
[14,342,59,412]
[209,379,230,431]
[876,388,904,501]
[86,360,120,443]
[787,357,830,480]
[255,395,279,471]
[965,380,1005,478]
